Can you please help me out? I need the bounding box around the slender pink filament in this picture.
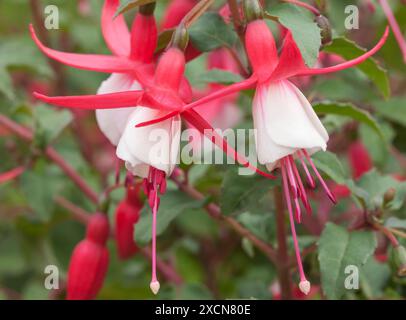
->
[302,149,337,204]
[151,189,158,284]
[284,158,302,223]
[379,0,406,62]
[297,151,316,188]
[281,162,307,283]
[289,156,312,216]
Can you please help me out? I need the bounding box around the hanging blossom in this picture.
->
[134,8,389,294]
[31,4,274,295]
[378,0,406,63]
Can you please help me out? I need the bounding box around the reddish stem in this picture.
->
[0,115,99,203]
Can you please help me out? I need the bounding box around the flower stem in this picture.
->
[0,115,99,203]
[281,0,320,16]
[227,0,246,46]
[171,172,278,264]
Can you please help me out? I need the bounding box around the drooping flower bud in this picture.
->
[115,184,143,260]
[67,213,110,300]
[315,15,332,46]
[383,187,396,207]
[244,12,278,80]
[243,0,263,22]
[130,4,158,63]
[154,27,187,91]
[393,245,406,277]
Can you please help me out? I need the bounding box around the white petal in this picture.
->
[252,80,328,169]
[95,74,141,145]
[116,107,181,178]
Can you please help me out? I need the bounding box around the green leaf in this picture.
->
[156,28,175,53]
[355,170,406,210]
[20,162,62,221]
[34,104,73,146]
[385,217,406,230]
[373,98,406,127]
[0,36,53,100]
[134,190,203,246]
[0,37,52,76]
[220,167,277,216]
[313,101,385,140]
[0,68,15,101]
[318,223,377,299]
[116,0,156,16]
[360,256,390,299]
[189,12,238,52]
[268,4,321,67]
[323,37,390,98]
[199,69,243,85]
[237,212,273,242]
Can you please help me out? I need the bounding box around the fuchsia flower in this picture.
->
[30,0,389,296]
[67,213,109,300]
[140,15,388,294]
[31,1,271,295]
[378,0,406,63]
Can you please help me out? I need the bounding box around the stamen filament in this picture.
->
[302,149,337,204]
[285,157,302,223]
[289,156,312,216]
[297,150,316,188]
[281,162,308,290]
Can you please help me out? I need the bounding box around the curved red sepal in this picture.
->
[30,24,137,73]
[268,31,307,82]
[297,27,390,77]
[34,91,144,110]
[183,76,257,112]
[183,109,276,179]
[101,0,131,57]
[135,76,257,128]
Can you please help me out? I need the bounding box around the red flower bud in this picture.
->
[115,185,143,260]
[161,0,197,30]
[67,213,110,300]
[245,20,278,80]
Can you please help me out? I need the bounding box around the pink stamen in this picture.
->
[281,163,307,284]
[297,150,316,189]
[285,157,299,198]
[302,149,337,204]
[151,187,158,289]
[289,156,313,216]
[378,0,406,63]
[284,158,302,223]
[144,167,166,295]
